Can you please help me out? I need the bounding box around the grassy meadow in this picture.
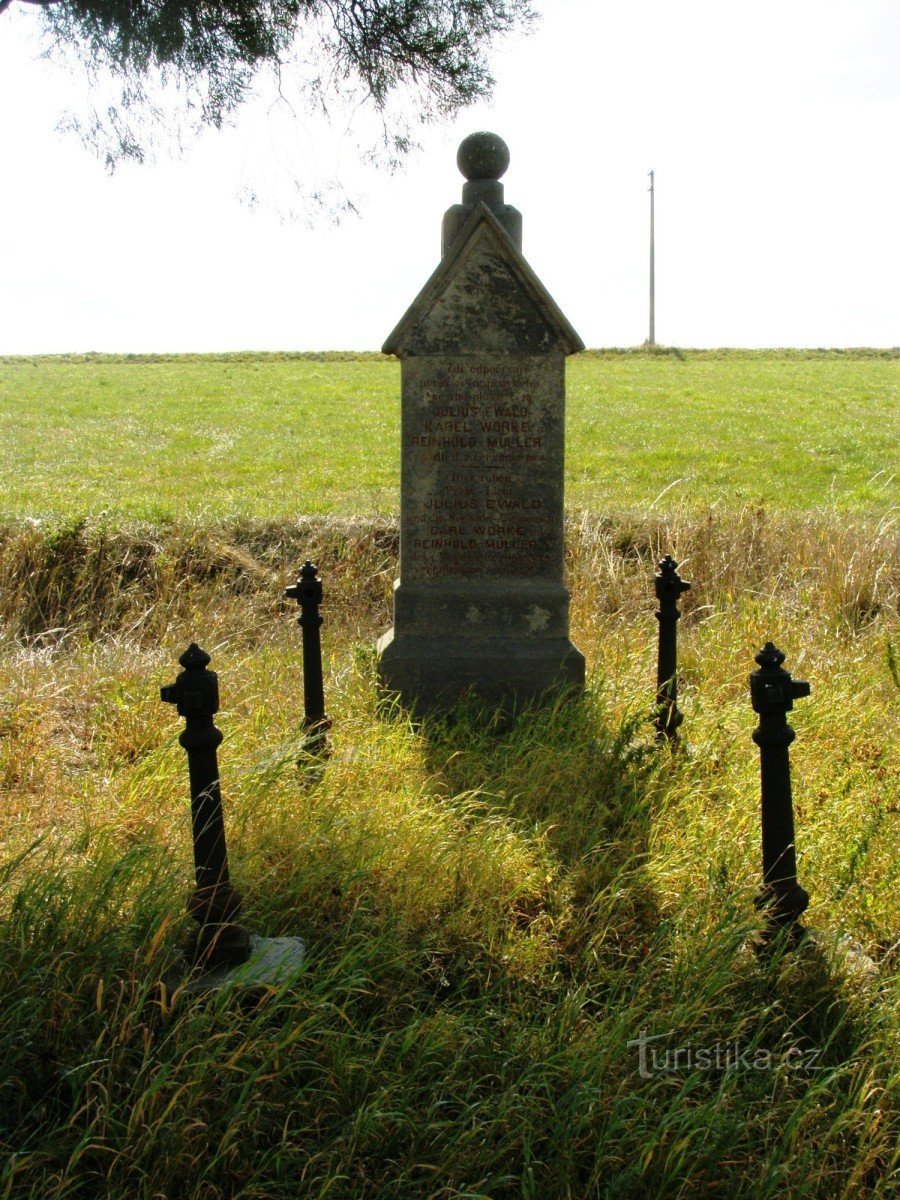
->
[0,350,897,1198]
[0,348,897,518]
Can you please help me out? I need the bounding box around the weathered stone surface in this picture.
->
[441,131,522,256]
[377,134,585,710]
[164,935,307,997]
[457,130,510,181]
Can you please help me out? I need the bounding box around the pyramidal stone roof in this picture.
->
[383,203,584,358]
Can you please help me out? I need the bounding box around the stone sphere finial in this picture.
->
[457,132,510,182]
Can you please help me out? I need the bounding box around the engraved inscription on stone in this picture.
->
[401,355,563,582]
[376,131,585,708]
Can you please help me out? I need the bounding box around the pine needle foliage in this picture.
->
[10,0,534,170]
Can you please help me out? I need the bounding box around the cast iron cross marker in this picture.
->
[160,643,251,967]
[750,641,811,949]
[285,561,331,753]
[653,555,691,741]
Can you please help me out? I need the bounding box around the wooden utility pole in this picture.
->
[648,170,656,346]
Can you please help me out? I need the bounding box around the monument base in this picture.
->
[376,629,585,712]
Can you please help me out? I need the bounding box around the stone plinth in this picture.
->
[162,934,307,998]
[377,134,585,710]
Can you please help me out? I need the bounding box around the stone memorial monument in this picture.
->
[377,132,585,709]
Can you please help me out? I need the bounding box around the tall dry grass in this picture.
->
[1,505,896,644]
[0,507,897,1198]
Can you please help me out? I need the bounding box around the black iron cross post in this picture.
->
[750,642,811,949]
[653,555,691,741]
[161,644,251,967]
[285,561,331,753]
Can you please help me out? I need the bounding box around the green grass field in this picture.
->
[1,349,897,519]
[0,351,897,1199]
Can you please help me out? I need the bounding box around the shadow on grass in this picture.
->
[0,678,892,1200]
[382,684,894,1190]
[404,682,668,994]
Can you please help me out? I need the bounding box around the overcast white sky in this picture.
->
[1,0,898,353]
